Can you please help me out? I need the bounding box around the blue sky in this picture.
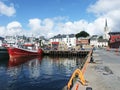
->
[0,0,120,38]
[1,0,96,24]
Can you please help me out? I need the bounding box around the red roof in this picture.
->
[52,42,59,44]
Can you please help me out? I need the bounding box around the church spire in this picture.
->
[104,19,108,32]
[103,19,109,40]
[105,19,108,27]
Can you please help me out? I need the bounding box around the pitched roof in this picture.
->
[98,39,108,42]
[108,32,120,35]
[0,37,4,40]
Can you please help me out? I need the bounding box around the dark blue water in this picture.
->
[0,56,84,90]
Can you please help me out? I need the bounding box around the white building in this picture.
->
[97,39,108,47]
[90,35,99,47]
[50,34,76,48]
[90,35,108,47]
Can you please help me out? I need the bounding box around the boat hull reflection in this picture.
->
[8,56,43,67]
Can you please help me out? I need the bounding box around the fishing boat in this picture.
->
[4,35,43,58]
[7,44,43,58]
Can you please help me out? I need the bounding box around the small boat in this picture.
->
[7,46,43,58]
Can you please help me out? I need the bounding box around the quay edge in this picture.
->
[43,50,89,58]
[61,49,93,90]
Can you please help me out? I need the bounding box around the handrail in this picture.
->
[67,50,93,90]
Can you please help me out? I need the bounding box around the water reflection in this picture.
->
[7,56,43,78]
[28,59,41,79]
[0,55,85,90]
[8,56,42,67]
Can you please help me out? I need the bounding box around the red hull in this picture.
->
[7,47,43,58]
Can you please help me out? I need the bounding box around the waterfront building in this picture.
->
[76,37,90,46]
[97,39,108,47]
[90,35,108,47]
[50,34,76,50]
[76,37,90,50]
[90,35,99,47]
[108,32,120,48]
[90,19,110,48]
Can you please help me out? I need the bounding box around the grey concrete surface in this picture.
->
[63,48,120,90]
[83,48,120,90]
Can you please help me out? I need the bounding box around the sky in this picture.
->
[0,0,120,38]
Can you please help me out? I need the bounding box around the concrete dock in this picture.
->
[71,48,120,90]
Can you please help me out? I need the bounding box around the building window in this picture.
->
[67,38,68,43]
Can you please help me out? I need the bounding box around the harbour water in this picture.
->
[0,56,85,90]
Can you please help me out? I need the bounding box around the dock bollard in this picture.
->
[89,50,94,63]
[90,56,94,63]
[86,87,92,90]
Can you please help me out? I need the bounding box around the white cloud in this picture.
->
[0,26,6,36]
[53,0,120,37]
[0,22,22,37]
[7,21,22,29]
[87,0,120,33]
[0,1,16,16]
[6,21,23,36]
[54,20,88,35]
[28,18,41,31]
[1,0,120,39]
[87,0,120,16]
[87,18,107,35]
[28,18,54,37]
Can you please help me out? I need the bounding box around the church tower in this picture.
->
[103,19,109,40]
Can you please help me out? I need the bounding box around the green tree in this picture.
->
[98,36,103,39]
[75,31,89,38]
